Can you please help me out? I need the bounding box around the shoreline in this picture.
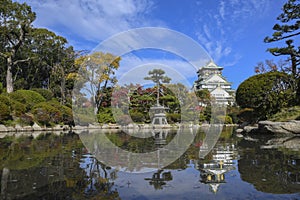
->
[0,123,237,133]
[235,120,300,135]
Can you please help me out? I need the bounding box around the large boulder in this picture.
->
[282,137,300,150]
[258,120,300,134]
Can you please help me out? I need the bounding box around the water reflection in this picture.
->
[144,169,173,190]
[0,128,299,199]
[79,128,195,173]
[198,144,236,193]
[238,136,300,194]
[0,132,120,199]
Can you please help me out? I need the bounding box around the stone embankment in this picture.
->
[0,123,178,133]
[235,120,300,135]
[0,123,237,133]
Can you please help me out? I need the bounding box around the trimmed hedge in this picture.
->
[0,83,3,94]
[129,111,145,123]
[0,94,10,106]
[33,102,62,126]
[32,88,54,101]
[47,100,73,125]
[32,100,73,126]
[0,102,11,122]
[236,72,295,120]
[0,90,74,126]
[9,90,45,111]
[10,100,26,117]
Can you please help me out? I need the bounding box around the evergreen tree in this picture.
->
[264,0,300,77]
[144,69,171,106]
[0,0,35,93]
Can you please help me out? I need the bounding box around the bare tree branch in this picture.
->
[13,57,31,65]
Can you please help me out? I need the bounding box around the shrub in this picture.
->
[129,110,145,123]
[236,72,295,121]
[224,115,233,124]
[97,108,115,124]
[61,105,73,125]
[0,83,3,94]
[0,102,11,122]
[166,113,181,123]
[19,114,34,126]
[10,100,26,117]
[32,88,54,101]
[33,102,62,126]
[9,90,45,111]
[0,94,10,106]
[44,100,73,125]
[238,108,256,123]
[37,99,74,125]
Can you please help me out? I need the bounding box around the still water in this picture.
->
[0,127,299,200]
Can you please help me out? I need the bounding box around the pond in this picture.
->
[0,127,299,200]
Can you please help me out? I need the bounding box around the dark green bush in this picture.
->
[166,113,181,123]
[0,94,10,106]
[129,111,145,123]
[33,102,62,126]
[32,88,54,101]
[0,102,11,122]
[46,100,73,124]
[61,105,73,125]
[10,100,26,117]
[46,99,61,109]
[236,72,295,120]
[238,108,256,123]
[9,90,45,111]
[97,108,115,124]
[0,83,3,94]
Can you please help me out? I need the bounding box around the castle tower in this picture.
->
[194,61,235,105]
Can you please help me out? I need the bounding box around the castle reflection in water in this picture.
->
[197,143,236,193]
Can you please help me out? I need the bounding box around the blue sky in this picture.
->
[18,0,288,88]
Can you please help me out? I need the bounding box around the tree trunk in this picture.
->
[6,56,14,93]
[291,54,297,77]
[96,79,108,114]
[60,66,66,105]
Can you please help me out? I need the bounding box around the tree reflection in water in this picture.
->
[238,136,300,194]
[0,128,299,199]
[144,169,173,190]
[0,132,120,199]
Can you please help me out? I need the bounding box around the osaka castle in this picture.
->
[194,61,235,105]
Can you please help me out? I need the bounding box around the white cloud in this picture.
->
[219,1,225,20]
[18,0,163,49]
[70,25,210,87]
[194,0,270,66]
[115,53,206,87]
